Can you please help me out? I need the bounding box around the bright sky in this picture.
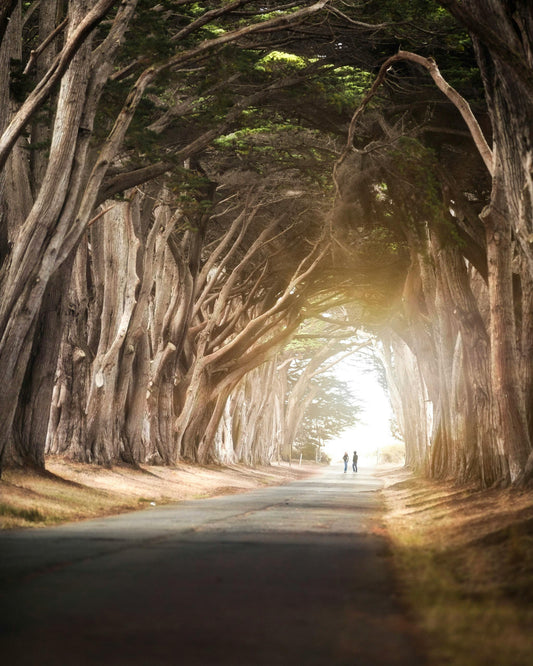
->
[323,355,400,466]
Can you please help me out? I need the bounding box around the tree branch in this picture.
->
[334,49,494,191]
[23,17,68,75]
[0,0,117,172]
[170,0,254,42]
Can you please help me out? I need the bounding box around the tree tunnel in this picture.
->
[1,1,532,487]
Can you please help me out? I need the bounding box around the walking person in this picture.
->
[352,450,358,473]
[343,452,349,473]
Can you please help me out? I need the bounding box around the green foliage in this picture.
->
[214,122,304,150]
[389,416,403,442]
[213,119,334,189]
[386,136,466,247]
[387,138,441,217]
[118,0,181,62]
[312,66,373,113]
[293,374,360,459]
[255,50,309,72]
[169,168,216,216]
[247,5,303,24]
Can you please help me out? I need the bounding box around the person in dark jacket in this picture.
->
[352,451,358,472]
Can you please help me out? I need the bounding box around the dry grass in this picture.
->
[379,467,533,666]
[0,456,317,530]
[6,458,532,664]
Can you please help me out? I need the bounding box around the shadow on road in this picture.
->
[0,467,426,665]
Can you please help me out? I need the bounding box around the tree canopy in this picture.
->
[1,0,532,486]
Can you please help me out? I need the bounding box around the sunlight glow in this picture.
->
[324,356,401,466]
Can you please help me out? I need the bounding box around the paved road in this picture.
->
[0,467,425,665]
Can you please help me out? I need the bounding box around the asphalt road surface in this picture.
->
[0,466,425,665]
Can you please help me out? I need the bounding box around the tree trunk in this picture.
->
[0,0,139,473]
[11,256,74,468]
[381,333,430,471]
[46,243,91,460]
[143,200,203,464]
[519,259,533,444]
[437,243,501,484]
[83,201,141,464]
[483,176,532,482]
[0,1,93,472]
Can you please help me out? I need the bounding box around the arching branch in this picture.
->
[334,49,494,191]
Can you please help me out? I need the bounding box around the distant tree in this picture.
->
[293,373,359,461]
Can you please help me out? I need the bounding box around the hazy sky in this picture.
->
[323,355,399,465]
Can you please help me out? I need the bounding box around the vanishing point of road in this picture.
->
[0,467,425,665]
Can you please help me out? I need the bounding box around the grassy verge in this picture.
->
[380,468,533,666]
[0,457,317,530]
[0,468,148,529]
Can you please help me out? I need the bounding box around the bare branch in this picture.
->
[87,205,115,227]
[23,18,68,75]
[205,243,328,367]
[326,5,402,30]
[170,0,254,42]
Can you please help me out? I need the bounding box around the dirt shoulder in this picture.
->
[0,456,319,530]
[378,466,533,666]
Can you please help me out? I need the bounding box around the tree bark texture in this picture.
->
[381,333,430,472]
[483,182,532,482]
[0,0,138,471]
[0,1,94,471]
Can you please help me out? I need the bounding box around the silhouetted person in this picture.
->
[343,452,349,473]
[352,451,358,472]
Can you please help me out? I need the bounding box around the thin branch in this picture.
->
[87,205,115,227]
[326,5,403,30]
[309,342,370,378]
[170,0,253,42]
[206,243,328,367]
[193,204,259,316]
[210,261,269,349]
[397,50,493,173]
[109,56,151,82]
[23,18,68,75]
